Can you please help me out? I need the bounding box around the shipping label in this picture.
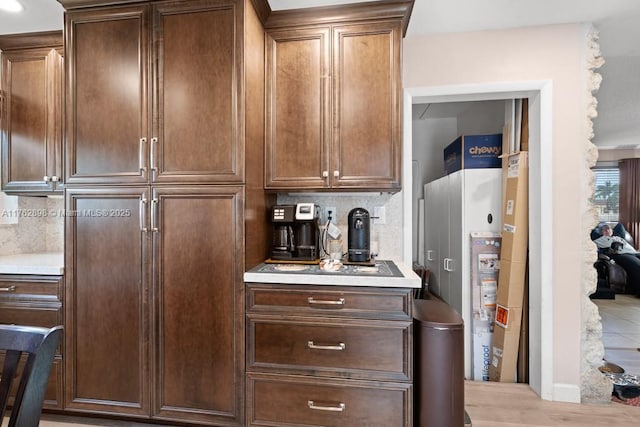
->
[495,304,510,328]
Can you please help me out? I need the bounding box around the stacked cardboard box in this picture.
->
[489,151,529,382]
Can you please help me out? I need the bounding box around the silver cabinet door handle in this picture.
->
[307,341,345,351]
[307,297,345,306]
[43,175,51,182]
[139,137,147,172]
[427,250,434,261]
[150,198,159,232]
[443,258,454,272]
[308,400,345,412]
[140,197,148,232]
[150,137,158,172]
[0,286,16,292]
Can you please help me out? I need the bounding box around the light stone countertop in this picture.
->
[244,259,421,288]
[0,252,64,275]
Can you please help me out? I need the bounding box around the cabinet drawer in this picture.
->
[0,275,62,303]
[248,317,410,381]
[247,284,411,319]
[247,373,411,427]
[0,305,62,328]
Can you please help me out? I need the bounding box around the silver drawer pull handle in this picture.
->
[0,286,16,292]
[307,341,345,351]
[307,297,345,306]
[308,400,345,412]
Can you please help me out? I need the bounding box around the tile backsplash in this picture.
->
[0,194,64,255]
[277,192,403,261]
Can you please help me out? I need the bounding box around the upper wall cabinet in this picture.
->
[264,2,410,192]
[0,31,64,194]
[64,0,242,185]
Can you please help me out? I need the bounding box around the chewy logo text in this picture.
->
[469,145,501,155]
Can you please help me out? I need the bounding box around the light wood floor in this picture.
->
[23,381,638,426]
[465,381,639,426]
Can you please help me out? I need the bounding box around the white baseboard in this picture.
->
[552,383,581,403]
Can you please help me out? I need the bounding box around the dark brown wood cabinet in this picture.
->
[0,32,63,194]
[264,4,408,192]
[65,186,244,425]
[0,274,64,409]
[64,0,243,185]
[60,0,270,425]
[246,283,413,427]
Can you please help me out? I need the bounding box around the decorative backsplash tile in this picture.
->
[0,194,64,255]
[277,192,403,261]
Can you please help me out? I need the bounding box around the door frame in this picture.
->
[402,81,565,401]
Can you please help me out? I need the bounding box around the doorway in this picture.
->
[401,81,559,401]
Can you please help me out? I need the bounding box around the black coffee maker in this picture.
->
[270,204,319,261]
[347,207,370,262]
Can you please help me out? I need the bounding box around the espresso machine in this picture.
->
[347,207,371,263]
[270,203,320,261]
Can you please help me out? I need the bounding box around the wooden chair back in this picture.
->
[0,325,62,427]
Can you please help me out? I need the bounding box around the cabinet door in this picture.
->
[152,186,244,425]
[265,27,330,189]
[434,177,451,303]
[423,181,440,297]
[332,21,401,190]
[152,0,242,183]
[64,187,150,416]
[448,171,464,316]
[65,6,149,184]
[1,46,63,193]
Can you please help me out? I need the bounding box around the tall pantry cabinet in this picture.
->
[59,0,271,425]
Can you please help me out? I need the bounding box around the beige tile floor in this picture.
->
[594,294,640,376]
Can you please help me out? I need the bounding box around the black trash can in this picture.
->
[413,297,464,427]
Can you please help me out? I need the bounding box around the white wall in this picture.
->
[402,23,589,401]
[593,56,640,149]
[457,101,505,136]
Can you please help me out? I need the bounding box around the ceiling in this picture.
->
[1,0,639,57]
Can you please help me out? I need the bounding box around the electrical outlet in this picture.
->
[373,206,386,224]
[324,206,337,223]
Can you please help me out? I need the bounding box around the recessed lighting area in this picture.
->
[0,0,23,13]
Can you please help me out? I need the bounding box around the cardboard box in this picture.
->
[496,259,526,308]
[473,321,493,381]
[500,152,529,262]
[443,134,502,174]
[488,305,523,382]
[470,232,501,381]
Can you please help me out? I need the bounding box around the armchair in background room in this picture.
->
[591,222,636,296]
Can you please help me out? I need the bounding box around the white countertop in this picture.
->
[0,252,64,275]
[244,259,421,288]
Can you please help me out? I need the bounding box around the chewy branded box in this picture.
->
[501,152,529,263]
[488,304,523,382]
[470,232,501,381]
[443,134,502,174]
